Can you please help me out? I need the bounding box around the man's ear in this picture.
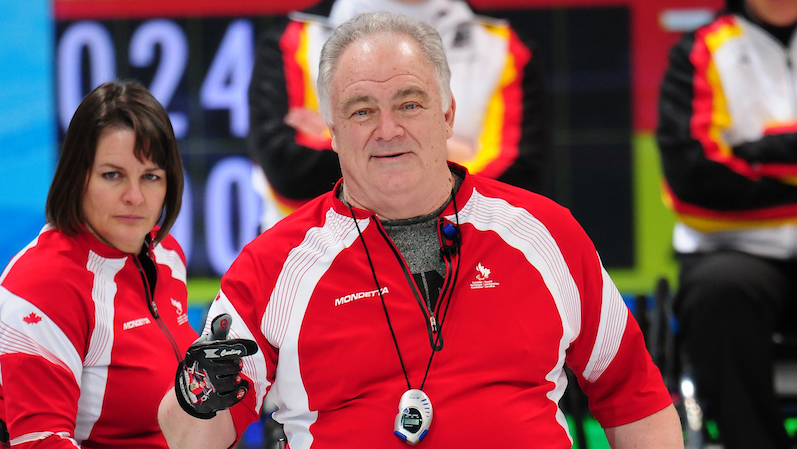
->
[329,123,339,153]
[444,95,456,139]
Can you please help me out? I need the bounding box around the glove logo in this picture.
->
[203,347,242,358]
[174,314,259,419]
[186,361,215,405]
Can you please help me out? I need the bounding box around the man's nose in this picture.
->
[374,111,404,141]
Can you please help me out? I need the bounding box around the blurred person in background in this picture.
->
[0,80,198,448]
[657,0,797,447]
[248,0,550,231]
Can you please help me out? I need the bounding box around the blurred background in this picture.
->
[1,0,723,308]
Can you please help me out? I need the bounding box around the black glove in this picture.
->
[175,313,259,419]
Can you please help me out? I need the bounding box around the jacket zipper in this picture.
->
[743,15,797,113]
[374,220,441,343]
[133,256,182,361]
[773,35,797,253]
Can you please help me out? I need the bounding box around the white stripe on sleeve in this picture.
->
[581,263,628,383]
[75,250,124,442]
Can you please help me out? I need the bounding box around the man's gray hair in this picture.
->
[317,11,452,123]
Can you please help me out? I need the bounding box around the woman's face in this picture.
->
[82,127,167,253]
[746,0,797,27]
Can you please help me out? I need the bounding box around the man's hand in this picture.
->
[174,314,259,419]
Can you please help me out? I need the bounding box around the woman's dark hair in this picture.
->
[45,80,183,243]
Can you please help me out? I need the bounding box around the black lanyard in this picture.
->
[346,195,461,391]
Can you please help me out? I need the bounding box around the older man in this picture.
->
[159,12,683,449]
[247,0,549,231]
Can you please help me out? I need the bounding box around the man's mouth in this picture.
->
[374,152,406,159]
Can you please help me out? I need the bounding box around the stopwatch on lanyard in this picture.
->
[394,389,433,445]
[347,189,461,445]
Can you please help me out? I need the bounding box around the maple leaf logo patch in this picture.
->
[475,263,491,281]
[23,312,42,324]
[469,262,500,290]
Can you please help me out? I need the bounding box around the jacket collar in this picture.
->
[72,224,156,259]
[330,162,472,221]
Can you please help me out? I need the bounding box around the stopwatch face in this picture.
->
[400,407,423,433]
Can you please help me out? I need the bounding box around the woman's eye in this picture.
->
[102,172,119,180]
[144,173,161,181]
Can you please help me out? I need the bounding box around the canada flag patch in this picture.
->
[23,312,42,324]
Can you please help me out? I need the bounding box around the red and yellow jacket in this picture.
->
[658,13,797,237]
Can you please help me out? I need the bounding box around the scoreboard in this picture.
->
[56,15,286,276]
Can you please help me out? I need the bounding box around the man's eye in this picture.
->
[355,109,368,116]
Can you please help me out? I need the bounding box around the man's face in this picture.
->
[746,0,797,26]
[328,33,454,217]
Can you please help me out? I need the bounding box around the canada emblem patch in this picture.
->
[23,312,42,324]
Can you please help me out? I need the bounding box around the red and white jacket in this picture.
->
[0,226,198,448]
[208,168,671,448]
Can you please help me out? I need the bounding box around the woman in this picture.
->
[0,80,198,448]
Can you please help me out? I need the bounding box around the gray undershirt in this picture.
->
[340,172,463,307]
